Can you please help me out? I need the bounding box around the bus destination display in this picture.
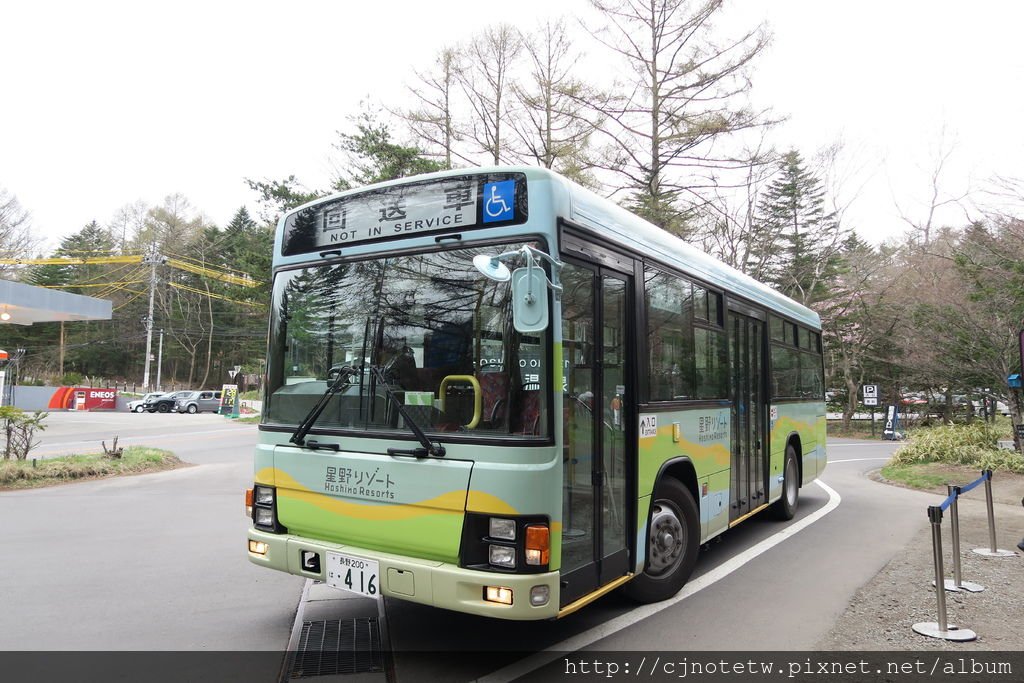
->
[281,173,527,255]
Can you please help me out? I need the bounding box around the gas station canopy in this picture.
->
[0,279,112,325]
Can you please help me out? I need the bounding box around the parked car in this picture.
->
[128,392,165,413]
[175,390,223,414]
[145,391,194,413]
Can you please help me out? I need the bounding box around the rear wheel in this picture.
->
[158,403,170,413]
[186,404,198,414]
[772,444,799,520]
[621,477,699,603]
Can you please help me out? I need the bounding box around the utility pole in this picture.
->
[156,329,164,391]
[141,247,167,391]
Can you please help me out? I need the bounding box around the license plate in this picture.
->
[326,552,380,598]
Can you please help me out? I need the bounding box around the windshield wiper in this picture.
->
[370,365,446,458]
[289,365,358,447]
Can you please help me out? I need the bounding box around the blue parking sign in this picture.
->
[482,180,515,223]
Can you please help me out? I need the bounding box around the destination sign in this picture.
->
[281,173,527,256]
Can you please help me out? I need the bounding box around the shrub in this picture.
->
[60,372,83,386]
[892,421,1024,473]
[0,406,48,460]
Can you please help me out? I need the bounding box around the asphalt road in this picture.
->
[0,414,936,683]
[384,439,934,682]
[0,412,302,656]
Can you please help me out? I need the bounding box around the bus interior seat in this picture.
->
[478,371,509,428]
[512,388,541,435]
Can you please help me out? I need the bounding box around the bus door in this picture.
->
[728,308,766,523]
[559,258,633,606]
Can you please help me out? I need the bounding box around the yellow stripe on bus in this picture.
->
[262,468,537,524]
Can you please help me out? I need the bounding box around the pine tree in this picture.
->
[756,150,845,306]
[334,110,444,190]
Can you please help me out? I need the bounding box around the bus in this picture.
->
[245,166,826,620]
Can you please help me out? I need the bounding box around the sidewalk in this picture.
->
[819,467,1024,650]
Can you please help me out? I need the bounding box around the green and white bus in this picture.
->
[246,167,826,620]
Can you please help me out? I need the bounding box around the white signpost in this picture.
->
[863,384,880,437]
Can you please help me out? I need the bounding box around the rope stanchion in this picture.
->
[913,505,977,641]
[970,470,1018,558]
[936,485,984,593]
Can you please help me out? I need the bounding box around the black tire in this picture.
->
[146,408,156,413]
[772,444,799,520]
[157,403,170,413]
[621,477,699,603]
[186,404,198,414]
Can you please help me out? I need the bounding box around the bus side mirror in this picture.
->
[511,267,549,333]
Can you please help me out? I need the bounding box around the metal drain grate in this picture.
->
[287,618,384,678]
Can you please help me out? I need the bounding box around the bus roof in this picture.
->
[548,170,821,329]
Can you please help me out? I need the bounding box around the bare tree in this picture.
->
[134,194,205,254]
[0,187,42,276]
[693,139,778,277]
[458,24,524,165]
[893,128,972,246]
[157,281,209,387]
[397,47,467,169]
[107,201,149,253]
[585,0,772,233]
[507,19,603,185]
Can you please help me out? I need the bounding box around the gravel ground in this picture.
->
[817,468,1024,650]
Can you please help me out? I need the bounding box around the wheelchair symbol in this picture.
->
[484,184,511,218]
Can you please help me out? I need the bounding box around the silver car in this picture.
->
[175,390,223,414]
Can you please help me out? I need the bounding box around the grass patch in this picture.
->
[880,463,952,490]
[876,420,1024,493]
[235,416,260,424]
[0,446,184,490]
[827,421,885,439]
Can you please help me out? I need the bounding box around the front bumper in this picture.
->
[247,527,560,620]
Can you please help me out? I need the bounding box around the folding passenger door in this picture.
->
[559,251,635,606]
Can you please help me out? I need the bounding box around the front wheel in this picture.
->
[158,403,170,413]
[772,444,799,520]
[186,404,198,414]
[133,405,144,413]
[621,477,699,603]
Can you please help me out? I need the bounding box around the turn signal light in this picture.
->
[245,488,253,517]
[525,524,550,566]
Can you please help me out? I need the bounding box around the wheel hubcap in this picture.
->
[648,501,685,575]
[786,460,797,505]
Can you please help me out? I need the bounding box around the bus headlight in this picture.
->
[489,518,516,541]
[254,486,275,506]
[255,508,275,527]
[461,513,550,573]
[251,484,286,533]
[488,545,516,568]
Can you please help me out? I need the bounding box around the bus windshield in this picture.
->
[264,244,549,439]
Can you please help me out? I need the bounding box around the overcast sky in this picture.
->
[3,0,1023,251]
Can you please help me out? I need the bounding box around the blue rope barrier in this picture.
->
[958,470,990,495]
[938,491,957,512]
